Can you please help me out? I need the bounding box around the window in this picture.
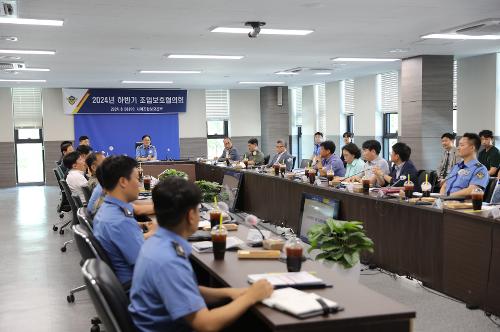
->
[315,83,326,134]
[346,114,354,134]
[453,60,457,133]
[12,88,45,184]
[342,79,355,136]
[206,90,230,158]
[383,113,399,160]
[290,87,303,127]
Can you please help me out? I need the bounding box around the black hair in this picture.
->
[320,140,336,154]
[142,134,151,140]
[343,132,353,138]
[441,132,456,140]
[63,151,81,170]
[362,140,382,155]
[479,130,494,139]
[60,141,73,155]
[76,144,92,155]
[314,132,324,137]
[153,177,202,229]
[97,155,138,191]
[276,139,287,148]
[342,143,361,159]
[462,133,481,152]
[248,138,259,145]
[79,135,89,142]
[86,152,104,170]
[391,142,411,162]
[223,137,232,142]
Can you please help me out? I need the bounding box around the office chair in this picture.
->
[82,185,92,203]
[77,207,94,231]
[417,170,438,192]
[300,159,311,169]
[52,168,71,232]
[82,259,136,332]
[484,177,497,203]
[60,194,84,252]
[292,156,297,169]
[58,179,77,237]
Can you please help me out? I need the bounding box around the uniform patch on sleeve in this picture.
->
[476,171,485,179]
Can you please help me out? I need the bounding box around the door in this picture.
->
[15,128,45,185]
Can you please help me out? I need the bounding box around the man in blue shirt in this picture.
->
[311,131,323,162]
[136,134,157,161]
[441,133,489,196]
[315,140,346,177]
[93,155,156,286]
[129,177,273,332]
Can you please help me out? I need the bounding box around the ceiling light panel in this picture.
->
[211,27,313,36]
[0,49,55,55]
[0,17,63,26]
[167,54,244,60]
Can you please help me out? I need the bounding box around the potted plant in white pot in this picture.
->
[307,218,374,280]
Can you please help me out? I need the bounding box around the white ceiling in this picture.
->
[0,0,499,88]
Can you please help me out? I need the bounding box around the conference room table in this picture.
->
[193,161,500,317]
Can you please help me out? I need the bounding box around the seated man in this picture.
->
[86,152,105,192]
[441,133,489,196]
[136,134,157,162]
[59,141,74,176]
[478,130,500,176]
[93,155,155,286]
[217,137,239,162]
[79,135,91,147]
[244,138,265,166]
[315,140,345,177]
[351,140,390,185]
[63,151,88,203]
[266,139,294,171]
[129,177,273,332]
[374,142,418,188]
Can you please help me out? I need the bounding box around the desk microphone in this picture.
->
[246,214,266,247]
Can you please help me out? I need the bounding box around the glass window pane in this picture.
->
[389,113,398,134]
[389,138,398,150]
[16,143,44,183]
[18,128,40,140]
[207,121,225,136]
[207,139,225,159]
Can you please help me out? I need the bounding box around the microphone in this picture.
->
[245,214,266,247]
[389,175,407,188]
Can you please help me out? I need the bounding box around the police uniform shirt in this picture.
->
[129,227,206,332]
[93,195,144,284]
[136,144,158,159]
[87,183,105,215]
[445,159,489,195]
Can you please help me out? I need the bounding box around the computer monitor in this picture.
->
[221,171,243,212]
[298,193,339,243]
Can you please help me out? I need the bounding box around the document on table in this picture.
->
[248,271,326,288]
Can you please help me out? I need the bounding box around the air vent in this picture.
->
[0,1,17,17]
[0,62,25,70]
[449,19,500,36]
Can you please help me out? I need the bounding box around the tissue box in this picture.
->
[263,239,285,251]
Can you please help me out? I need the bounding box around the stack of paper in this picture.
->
[192,237,244,253]
[248,271,325,289]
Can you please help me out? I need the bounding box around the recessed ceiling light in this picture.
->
[239,81,285,85]
[0,55,21,60]
[314,72,332,75]
[0,36,18,42]
[167,54,244,60]
[389,48,409,53]
[211,27,314,36]
[139,70,201,74]
[0,79,46,82]
[0,17,64,27]
[275,71,298,75]
[5,68,50,72]
[421,33,500,40]
[332,57,400,62]
[0,49,55,55]
[121,80,174,84]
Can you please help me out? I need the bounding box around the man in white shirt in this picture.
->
[63,151,89,203]
[351,140,390,185]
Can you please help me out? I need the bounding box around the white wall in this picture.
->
[229,89,260,136]
[457,53,499,134]
[353,75,382,137]
[0,88,13,142]
[43,88,75,141]
[178,89,206,138]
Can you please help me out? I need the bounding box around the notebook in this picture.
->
[248,271,327,289]
[191,237,244,253]
[262,287,340,319]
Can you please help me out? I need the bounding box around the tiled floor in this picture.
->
[0,185,499,331]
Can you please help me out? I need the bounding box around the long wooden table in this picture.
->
[195,162,500,316]
[190,224,415,332]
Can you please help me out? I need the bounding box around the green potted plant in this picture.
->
[158,168,188,181]
[307,218,374,279]
[194,180,229,203]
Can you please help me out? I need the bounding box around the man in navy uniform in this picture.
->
[93,155,156,287]
[129,177,273,332]
[136,134,158,161]
[441,133,489,196]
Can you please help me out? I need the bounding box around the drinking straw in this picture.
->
[219,213,223,231]
[425,174,428,183]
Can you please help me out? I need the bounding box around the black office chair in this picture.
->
[292,156,297,169]
[484,177,497,203]
[82,259,136,332]
[263,155,270,165]
[60,194,85,252]
[77,207,94,231]
[82,185,92,203]
[300,159,311,169]
[52,168,71,232]
[58,179,78,237]
[417,170,438,192]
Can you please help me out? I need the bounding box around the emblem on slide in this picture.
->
[67,96,77,105]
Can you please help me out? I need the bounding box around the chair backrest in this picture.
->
[77,207,94,230]
[82,259,136,332]
[82,185,92,203]
[300,159,311,169]
[60,179,78,223]
[72,224,112,266]
[292,156,297,169]
[263,155,270,165]
[484,177,497,203]
[417,170,438,192]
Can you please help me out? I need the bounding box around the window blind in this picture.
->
[205,89,229,120]
[380,72,399,114]
[453,60,457,111]
[316,83,326,134]
[291,87,303,126]
[12,87,43,128]
[344,79,355,114]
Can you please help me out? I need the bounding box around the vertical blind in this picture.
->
[453,60,457,111]
[380,71,399,114]
[291,87,303,126]
[205,89,230,120]
[344,79,355,114]
[12,87,43,128]
[316,83,326,134]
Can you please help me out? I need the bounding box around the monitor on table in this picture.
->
[298,193,339,243]
[221,171,243,212]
